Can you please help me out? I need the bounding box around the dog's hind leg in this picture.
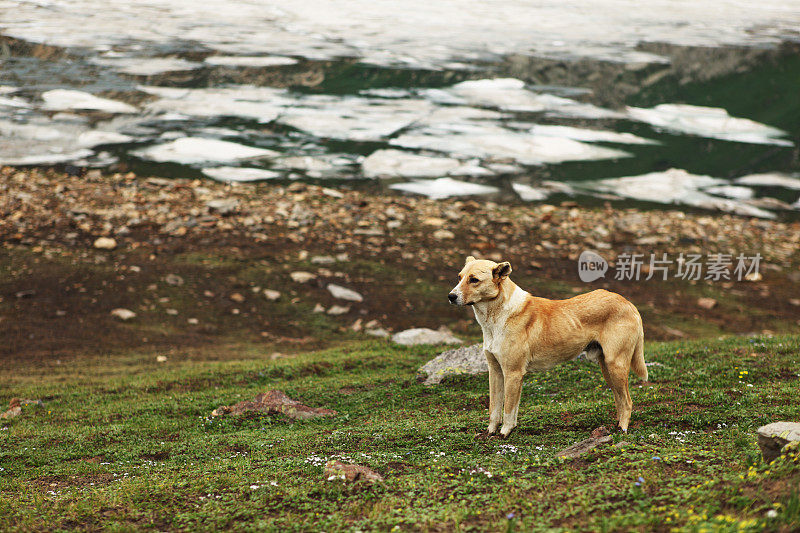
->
[486,351,504,435]
[602,357,633,432]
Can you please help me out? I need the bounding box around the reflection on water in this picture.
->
[0,6,799,218]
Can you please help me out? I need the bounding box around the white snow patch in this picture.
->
[132,137,279,164]
[627,104,792,146]
[390,177,499,199]
[92,57,202,75]
[41,90,137,114]
[512,183,549,201]
[734,173,800,190]
[201,166,280,182]
[204,55,298,67]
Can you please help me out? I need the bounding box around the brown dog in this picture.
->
[448,256,647,437]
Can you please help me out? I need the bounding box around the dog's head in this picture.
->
[448,256,512,306]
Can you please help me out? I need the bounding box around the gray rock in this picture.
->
[392,327,463,347]
[93,236,117,250]
[418,343,484,385]
[757,421,800,463]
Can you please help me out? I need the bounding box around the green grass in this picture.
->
[2,336,800,531]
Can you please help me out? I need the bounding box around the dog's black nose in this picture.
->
[448,293,458,303]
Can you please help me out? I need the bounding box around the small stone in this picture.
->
[187,318,199,325]
[366,328,390,338]
[263,289,281,301]
[110,308,136,321]
[290,271,317,283]
[207,198,239,215]
[93,237,117,250]
[164,273,184,286]
[697,297,717,309]
[324,460,383,483]
[166,308,178,315]
[156,355,168,363]
[15,290,36,299]
[327,284,363,302]
[311,255,336,265]
[229,292,246,303]
[327,305,350,315]
[789,299,800,306]
[757,421,800,463]
[744,272,762,282]
[313,303,326,313]
[432,229,455,240]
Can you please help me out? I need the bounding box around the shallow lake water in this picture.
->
[1,1,799,218]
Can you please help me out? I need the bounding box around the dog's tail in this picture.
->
[630,319,648,382]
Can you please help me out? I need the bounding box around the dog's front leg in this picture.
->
[500,369,523,438]
[485,351,504,434]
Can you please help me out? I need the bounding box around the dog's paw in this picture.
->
[499,426,517,440]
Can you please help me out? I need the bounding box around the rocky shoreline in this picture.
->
[2,166,799,360]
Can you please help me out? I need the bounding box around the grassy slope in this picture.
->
[2,335,800,532]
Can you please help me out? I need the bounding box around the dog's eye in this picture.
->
[469,277,480,284]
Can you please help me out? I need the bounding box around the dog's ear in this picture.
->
[465,255,476,265]
[493,261,512,280]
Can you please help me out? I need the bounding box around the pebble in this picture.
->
[263,289,281,301]
[327,283,363,302]
[110,308,136,320]
[290,271,317,283]
[93,237,117,250]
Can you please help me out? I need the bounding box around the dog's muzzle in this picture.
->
[448,293,458,304]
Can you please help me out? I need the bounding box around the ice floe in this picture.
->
[512,183,549,202]
[91,57,202,75]
[577,168,775,218]
[204,55,298,67]
[0,117,130,165]
[77,130,134,147]
[362,149,490,178]
[734,173,800,190]
[0,95,31,108]
[201,167,280,182]
[140,86,290,122]
[627,104,792,146]
[132,137,279,164]
[276,96,433,141]
[527,125,658,145]
[41,90,137,114]
[391,124,631,165]
[422,79,622,119]
[389,177,499,199]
